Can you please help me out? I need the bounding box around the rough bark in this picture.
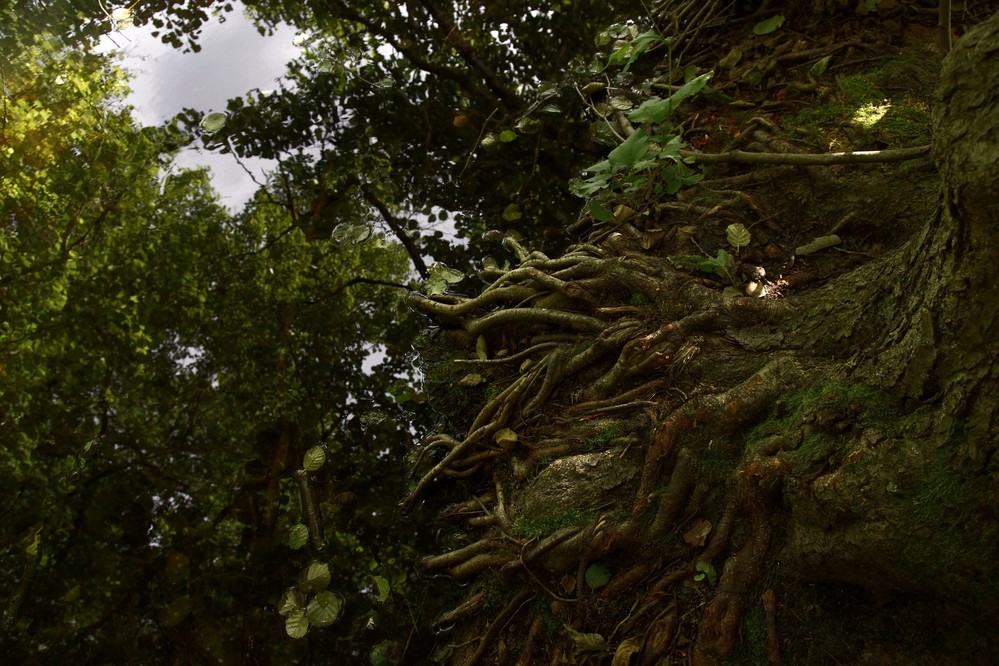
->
[407,11,999,666]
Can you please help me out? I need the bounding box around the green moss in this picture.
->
[512,507,595,540]
[585,422,623,450]
[791,433,833,467]
[791,61,932,148]
[876,99,932,146]
[721,602,770,666]
[696,444,739,481]
[906,452,976,527]
[744,381,899,458]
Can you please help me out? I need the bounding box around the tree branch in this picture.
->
[358,182,430,279]
[417,0,523,110]
[681,144,930,166]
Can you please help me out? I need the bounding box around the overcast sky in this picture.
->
[97,3,300,210]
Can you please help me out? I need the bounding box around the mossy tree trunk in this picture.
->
[407,11,999,666]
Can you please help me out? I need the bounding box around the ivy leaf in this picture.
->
[331,221,372,245]
[810,55,832,78]
[607,130,650,170]
[628,73,712,124]
[424,263,465,295]
[589,201,615,222]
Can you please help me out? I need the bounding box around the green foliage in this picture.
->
[0,26,435,663]
[669,224,751,286]
[598,24,670,72]
[586,422,623,450]
[571,73,712,209]
[694,560,717,585]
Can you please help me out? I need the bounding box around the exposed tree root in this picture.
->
[407,211,821,663]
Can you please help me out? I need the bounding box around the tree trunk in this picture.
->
[407,11,999,666]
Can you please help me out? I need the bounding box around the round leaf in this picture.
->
[302,446,326,472]
[499,130,517,142]
[285,609,310,638]
[300,561,331,593]
[502,203,522,221]
[199,112,227,134]
[306,591,344,627]
[585,562,611,590]
[726,223,751,249]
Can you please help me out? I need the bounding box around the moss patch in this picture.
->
[512,507,596,540]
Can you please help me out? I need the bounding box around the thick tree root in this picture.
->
[408,218,810,664]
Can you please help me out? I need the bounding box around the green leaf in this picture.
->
[285,609,310,638]
[753,15,785,36]
[278,587,306,616]
[809,55,832,78]
[585,562,611,590]
[288,523,310,550]
[302,446,326,472]
[498,130,517,142]
[726,223,751,249]
[514,117,541,134]
[306,590,343,627]
[373,575,391,602]
[331,221,373,245]
[607,130,650,170]
[695,560,718,586]
[628,72,712,124]
[571,172,612,198]
[476,335,489,360]
[424,263,465,295]
[589,201,614,222]
[300,561,332,593]
[502,202,522,221]
[199,112,227,134]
